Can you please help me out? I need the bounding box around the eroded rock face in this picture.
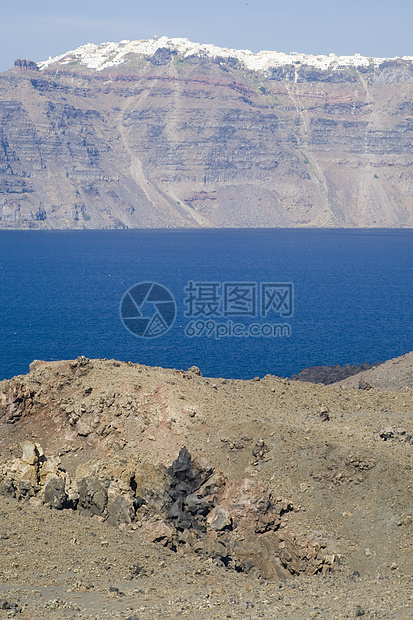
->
[0,380,33,423]
[13,59,38,71]
[1,50,413,228]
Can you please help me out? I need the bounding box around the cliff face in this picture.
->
[1,39,413,228]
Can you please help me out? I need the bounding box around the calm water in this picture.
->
[0,229,412,380]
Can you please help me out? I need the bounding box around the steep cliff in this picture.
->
[1,37,413,228]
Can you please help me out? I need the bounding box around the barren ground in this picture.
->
[0,354,412,619]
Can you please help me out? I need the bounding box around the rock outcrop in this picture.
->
[0,442,335,580]
[335,350,413,390]
[13,59,38,71]
[290,361,381,385]
[0,379,33,423]
[0,355,412,582]
[0,353,412,617]
[1,38,413,228]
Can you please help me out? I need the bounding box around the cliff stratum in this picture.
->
[2,37,413,228]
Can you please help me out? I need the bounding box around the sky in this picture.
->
[1,0,413,73]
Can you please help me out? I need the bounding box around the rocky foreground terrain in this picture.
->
[0,352,412,618]
[2,37,413,228]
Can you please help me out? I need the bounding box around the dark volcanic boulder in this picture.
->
[165,447,212,531]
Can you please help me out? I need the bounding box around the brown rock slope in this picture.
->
[2,41,413,228]
[335,350,413,390]
[0,355,412,618]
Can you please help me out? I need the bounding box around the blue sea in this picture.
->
[0,229,412,381]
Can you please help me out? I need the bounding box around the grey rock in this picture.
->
[187,365,202,376]
[184,493,214,516]
[78,477,108,515]
[0,477,16,498]
[107,495,136,526]
[44,477,68,510]
[18,479,36,499]
[207,505,232,531]
[149,47,176,65]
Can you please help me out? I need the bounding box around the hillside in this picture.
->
[1,37,413,228]
[335,351,413,390]
[0,354,412,617]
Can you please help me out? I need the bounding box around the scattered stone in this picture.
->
[15,461,39,485]
[379,426,394,440]
[319,405,330,421]
[39,458,60,484]
[18,479,36,499]
[0,477,16,498]
[0,598,22,613]
[252,439,269,459]
[75,420,92,436]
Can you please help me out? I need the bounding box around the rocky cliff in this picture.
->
[1,37,413,228]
